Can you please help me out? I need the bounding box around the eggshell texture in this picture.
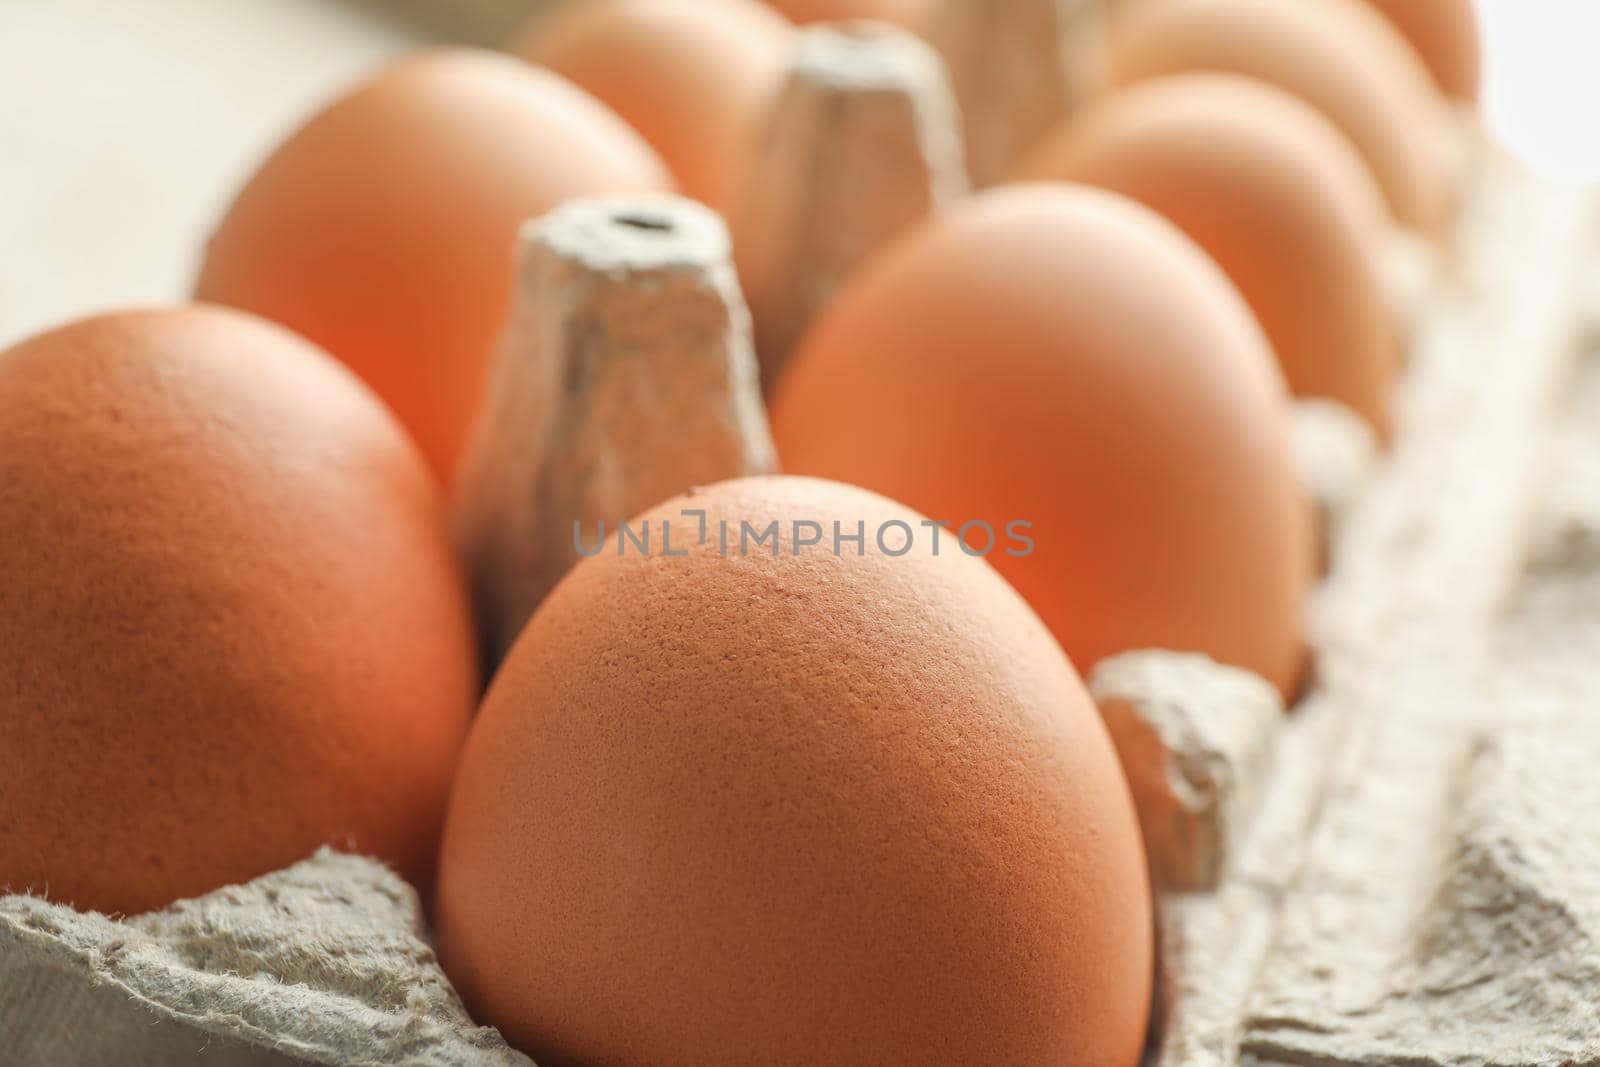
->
[0,307,479,916]
[771,185,1312,699]
[515,0,793,212]
[1017,74,1399,437]
[1110,0,1452,233]
[196,49,672,485]
[436,476,1153,1067]
[1363,0,1481,101]
[763,0,924,25]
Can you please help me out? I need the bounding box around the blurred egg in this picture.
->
[437,476,1153,1067]
[771,185,1312,699]
[764,0,925,25]
[196,49,672,485]
[1017,74,1399,437]
[1110,0,1453,234]
[0,307,478,915]
[515,0,793,212]
[1362,0,1481,102]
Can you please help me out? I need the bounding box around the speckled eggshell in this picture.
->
[196,49,672,486]
[515,0,793,213]
[1362,0,1481,102]
[771,185,1313,700]
[1017,74,1399,437]
[0,306,479,916]
[1110,0,1453,234]
[436,476,1153,1067]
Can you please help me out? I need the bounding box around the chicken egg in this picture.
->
[1110,0,1453,234]
[196,49,672,485]
[0,306,479,916]
[1362,0,1481,102]
[1016,74,1399,437]
[771,185,1313,699]
[436,475,1153,1067]
[763,0,925,25]
[514,0,794,213]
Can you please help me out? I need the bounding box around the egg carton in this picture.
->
[5,152,1587,1067]
[5,10,1594,1067]
[1103,153,1600,1064]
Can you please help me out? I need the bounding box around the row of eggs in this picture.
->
[0,1,1480,1064]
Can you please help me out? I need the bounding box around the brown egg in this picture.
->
[1110,0,1453,233]
[1016,74,1398,437]
[515,0,793,213]
[1362,0,1482,102]
[0,307,479,915]
[196,49,672,486]
[763,0,925,25]
[771,185,1312,699]
[437,476,1152,1067]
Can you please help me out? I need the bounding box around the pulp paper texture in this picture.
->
[0,851,531,1067]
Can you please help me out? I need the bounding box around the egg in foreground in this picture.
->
[196,49,672,484]
[436,476,1153,1067]
[772,185,1312,699]
[0,307,479,915]
[1017,74,1399,436]
[1110,0,1452,234]
[515,0,793,213]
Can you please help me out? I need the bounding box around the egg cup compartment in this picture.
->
[456,195,777,662]
[733,20,967,388]
[921,0,1105,188]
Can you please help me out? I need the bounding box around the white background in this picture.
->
[0,0,1592,349]
[1478,0,1600,182]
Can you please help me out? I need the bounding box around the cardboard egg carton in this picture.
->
[6,154,1586,1067]
[6,6,1598,1066]
[1096,151,1600,1065]
[0,852,532,1067]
